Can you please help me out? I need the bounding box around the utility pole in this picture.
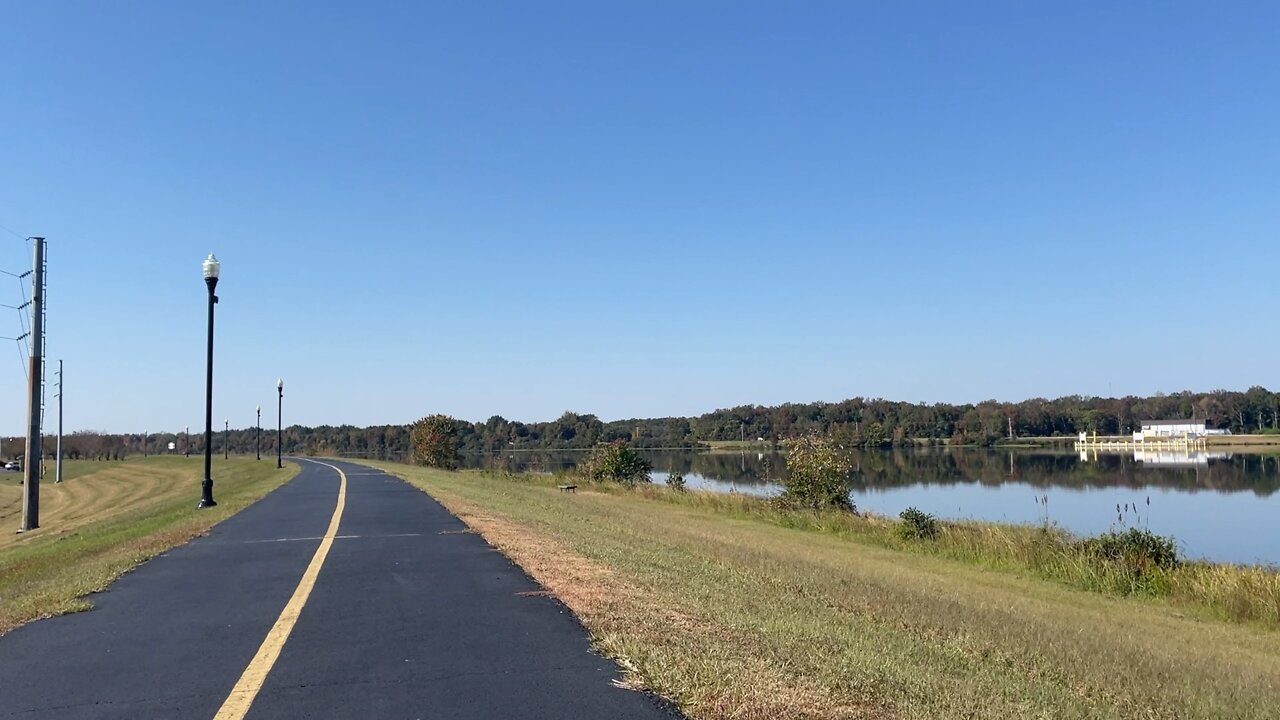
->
[55,360,63,483]
[21,238,45,532]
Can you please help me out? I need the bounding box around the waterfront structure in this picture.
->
[1075,431,1207,452]
[1139,420,1209,438]
[1074,418,1229,452]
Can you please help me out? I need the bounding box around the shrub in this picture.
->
[897,507,938,540]
[779,434,854,512]
[410,414,461,470]
[666,468,687,492]
[581,441,651,486]
[1078,528,1179,574]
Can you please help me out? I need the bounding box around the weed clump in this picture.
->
[897,507,938,540]
[666,468,687,492]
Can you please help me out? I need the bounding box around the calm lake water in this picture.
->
[460,447,1280,566]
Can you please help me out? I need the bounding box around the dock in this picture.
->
[1073,433,1207,452]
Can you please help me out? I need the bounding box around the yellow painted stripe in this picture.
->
[212,460,348,720]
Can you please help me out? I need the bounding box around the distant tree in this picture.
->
[410,414,461,470]
[779,434,854,512]
[863,422,886,448]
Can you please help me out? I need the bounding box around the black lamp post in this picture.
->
[276,378,284,469]
[198,253,220,509]
[224,419,229,460]
[184,426,189,458]
[256,405,261,460]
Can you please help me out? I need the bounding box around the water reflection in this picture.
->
[469,447,1280,496]
[462,447,1280,564]
[1079,449,1233,467]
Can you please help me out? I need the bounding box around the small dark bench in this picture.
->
[558,484,577,493]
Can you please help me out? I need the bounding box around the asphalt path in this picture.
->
[0,459,679,719]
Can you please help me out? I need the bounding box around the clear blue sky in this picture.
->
[1,2,1276,435]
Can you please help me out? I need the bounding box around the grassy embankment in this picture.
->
[703,440,776,451]
[0,456,297,634]
[361,460,1280,720]
[1207,433,1280,450]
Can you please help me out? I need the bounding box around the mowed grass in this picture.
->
[362,461,1280,720]
[0,456,296,634]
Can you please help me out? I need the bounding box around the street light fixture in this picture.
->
[276,378,284,469]
[256,405,261,461]
[224,419,229,460]
[198,253,220,508]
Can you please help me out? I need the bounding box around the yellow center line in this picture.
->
[212,459,348,720]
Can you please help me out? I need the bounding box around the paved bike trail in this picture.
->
[0,459,677,719]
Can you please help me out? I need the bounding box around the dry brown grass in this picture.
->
[443,496,891,720]
[368,462,1280,720]
[0,461,194,550]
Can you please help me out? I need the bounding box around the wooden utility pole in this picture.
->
[21,238,45,532]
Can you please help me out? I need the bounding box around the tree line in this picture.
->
[0,424,411,462]
[453,386,1280,449]
[10,386,1276,462]
[696,386,1280,447]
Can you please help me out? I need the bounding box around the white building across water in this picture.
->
[1137,420,1229,439]
[1075,419,1229,450]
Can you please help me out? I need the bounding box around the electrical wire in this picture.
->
[0,225,39,386]
[14,276,30,358]
[13,340,27,381]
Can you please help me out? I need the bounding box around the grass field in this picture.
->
[362,461,1280,720]
[703,440,776,451]
[1206,434,1280,450]
[0,456,296,634]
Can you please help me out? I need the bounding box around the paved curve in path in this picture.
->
[0,459,679,719]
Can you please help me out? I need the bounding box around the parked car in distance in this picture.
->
[4,461,20,471]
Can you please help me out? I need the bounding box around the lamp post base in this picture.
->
[197,479,217,509]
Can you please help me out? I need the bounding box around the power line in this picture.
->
[12,340,26,381]
[0,229,39,383]
[0,222,27,241]
[15,273,30,358]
